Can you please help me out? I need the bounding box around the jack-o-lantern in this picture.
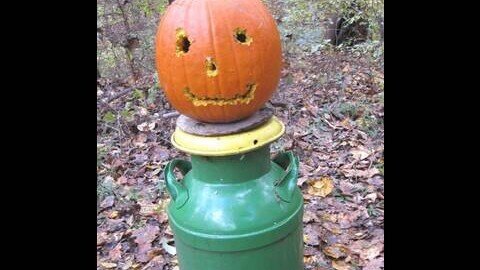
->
[155,0,282,123]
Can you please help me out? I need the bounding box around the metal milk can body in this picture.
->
[164,117,304,270]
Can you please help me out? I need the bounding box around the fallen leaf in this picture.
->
[150,146,170,162]
[100,196,115,209]
[341,167,380,178]
[161,237,177,255]
[132,224,160,262]
[139,202,159,217]
[363,257,384,270]
[137,121,156,132]
[108,211,120,219]
[364,193,377,202]
[322,222,342,234]
[138,107,149,116]
[133,133,148,147]
[121,258,134,270]
[141,255,165,270]
[361,244,382,260]
[323,244,349,259]
[97,231,109,246]
[117,175,128,185]
[303,224,320,246]
[332,260,353,270]
[307,177,334,197]
[340,118,352,129]
[150,166,162,176]
[350,146,372,160]
[108,243,122,261]
[320,213,337,223]
[99,262,117,269]
[132,154,148,165]
[303,210,319,223]
[303,255,316,265]
[349,239,383,260]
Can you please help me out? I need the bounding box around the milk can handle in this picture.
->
[273,151,299,203]
[164,159,191,209]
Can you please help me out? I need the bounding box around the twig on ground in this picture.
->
[162,111,180,118]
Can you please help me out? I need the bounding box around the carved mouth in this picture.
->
[183,83,257,106]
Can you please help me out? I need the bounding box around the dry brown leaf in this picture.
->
[307,177,334,197]
[139,202,160,217]
[363,257,384,270]
[132,224,160,262]
[108,210,120,219]
[303,224,320,246]
[340,118,352,129]
[349,239,383,260]
[141,255,165,270]
[320,213,337,223]
[361,245,382,260]
[323,244,349,259]
[303,255,316,265]
[97,231,109,246]
[303,210,319,223]
[322,222,342,235]
[100,196,115,209]
[99,262,117,269]
[116,175,128,185]
[137,121,156,132]
[332,260,353,270]
[364,193,377,203]
[108,243,122,261]
[350,146,372,160]
[342,167,380,178]
[133,133,148,147]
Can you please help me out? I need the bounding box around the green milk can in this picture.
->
[163,116,304,270]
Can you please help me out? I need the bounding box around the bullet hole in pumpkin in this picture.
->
[234,28,253,45]
[175,28,191,56]
[253,139,258,145]
[205,57,218,77]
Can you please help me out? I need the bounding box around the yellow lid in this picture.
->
[171,116,285,156]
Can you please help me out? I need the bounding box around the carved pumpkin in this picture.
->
[155,0,282,123]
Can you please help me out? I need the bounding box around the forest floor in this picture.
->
[97,47,384,270]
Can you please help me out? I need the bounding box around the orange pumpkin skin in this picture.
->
[155,0,282,123]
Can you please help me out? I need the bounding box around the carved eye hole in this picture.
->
[234,28,253,45]
[176,28,190,56]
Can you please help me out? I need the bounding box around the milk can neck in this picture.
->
[190,146,271,183]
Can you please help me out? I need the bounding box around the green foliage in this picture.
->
[121,109,135,121]
[266,0,383,57]
[338,101,360,119]
[376,162,384,176]
[97,145,108,167]
[357,111,383,138]
[147,86,158,104]
[103,111,116,123]
[336,99,383,138]
[155,0,169,14]
[132,89,145,99]
[97,175,116,202]
[317,0,384,40]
